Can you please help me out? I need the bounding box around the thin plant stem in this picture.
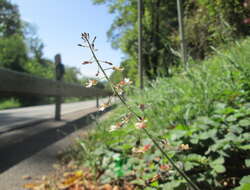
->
[143,128,200,190]
[83,35,200,190]
[86,38,141,119]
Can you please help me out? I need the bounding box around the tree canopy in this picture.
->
[93,0,250,82]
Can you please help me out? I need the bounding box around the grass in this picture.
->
[0,98,21,110]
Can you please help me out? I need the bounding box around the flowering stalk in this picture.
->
[84,34,141,119]
[80,33,200,190]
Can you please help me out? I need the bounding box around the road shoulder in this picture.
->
[0,107,112,190]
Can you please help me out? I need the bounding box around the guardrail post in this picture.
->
[55,54,64,121]
[96,96,99,108]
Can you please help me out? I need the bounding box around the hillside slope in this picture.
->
[26,38,250,190]
[71,38,250,190]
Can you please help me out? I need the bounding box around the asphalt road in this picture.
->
[0,101,112,189]
[0,98,107,133]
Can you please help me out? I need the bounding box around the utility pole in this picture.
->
[177,0,188,70]
[138,0,144,89]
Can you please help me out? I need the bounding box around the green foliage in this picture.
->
[93,0,179,80]
[69,38,250,189]
[64,66,81,84]
[234,176,250,190]
[23,59,54,79]
[0,34,28,71]
[0,98,20,110]
[110,58,137,84]
[93,0,250,81]
[184,0,250,59]
[0,0,22,37]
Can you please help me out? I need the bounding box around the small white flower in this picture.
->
[119,78,132,86]
[112,66,124,72]
[99,103,110,111]
[124,78,132,84]
[109,125,118,132]
[85,80,97,88]
[109,122,123,132]
[135,119,148,129]
[132,144,152,153]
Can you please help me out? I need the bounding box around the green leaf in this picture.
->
[185,154,208,164]
[131,179,145,186]
[235,176,250,190]
[227,114,237,122]
[245,159,250,167]
[150,181,159,187]
[210,157,226,173]
[240,175,250,184]
[184,161,195,171]
[212,157,224,165]
[215,106,235,115]
[197,116,218,126]
[161,180,185,189]
[234,184,250,190]
[212,164,226,173]
[239,119,250,127]
[230,125,243,134]
[239,144,250,150]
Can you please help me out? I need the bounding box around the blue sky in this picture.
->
[11,0,123,77]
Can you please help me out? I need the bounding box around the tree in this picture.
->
[92,0,179,81]
[183,0,250,59]
[23,22,45,65]
[0,0,27,71]
[0,0,22,37]
[0,34,28,71]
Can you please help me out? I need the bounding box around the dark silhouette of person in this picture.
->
[55,54,65,80]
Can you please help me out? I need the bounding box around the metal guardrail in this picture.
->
[0,67,111,120]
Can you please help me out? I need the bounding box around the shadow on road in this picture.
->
[0,106,113,173]
[0,112,39,129]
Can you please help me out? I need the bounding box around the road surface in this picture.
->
[0,98,108,133]
[0,100,112,189]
